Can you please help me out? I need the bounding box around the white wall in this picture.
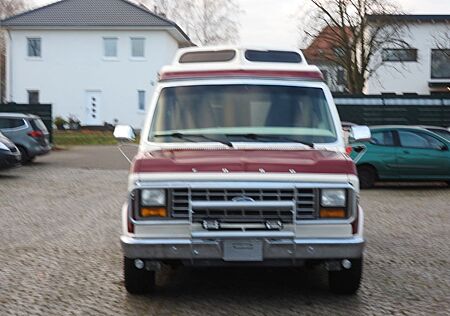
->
[366,23,450,95]
[8,29,180,128]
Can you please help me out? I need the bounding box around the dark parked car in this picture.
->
[350,126,450,188]
[0,131,21,170]
[0,113,51,163]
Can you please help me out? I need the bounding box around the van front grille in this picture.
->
[171,187,318,222]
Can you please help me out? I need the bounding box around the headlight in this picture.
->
[141,189,166,206]
[321,189,346,207]
[0,142,10,151]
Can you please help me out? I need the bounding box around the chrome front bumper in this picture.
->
[121,236,365,260]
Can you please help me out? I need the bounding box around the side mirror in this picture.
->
[113,125,136,142]
[440,144,449,151]
[350,126,371,142]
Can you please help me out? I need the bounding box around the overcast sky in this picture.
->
[34,0,450,48]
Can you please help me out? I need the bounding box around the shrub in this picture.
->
[68,115,81,130]
[54,116,67,130]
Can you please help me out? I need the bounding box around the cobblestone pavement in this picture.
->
[0,149,449,316]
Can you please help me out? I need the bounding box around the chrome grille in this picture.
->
[295,189,317,219]
[171,187,318,221]
[172,188,190,218]
[191,188,295,202]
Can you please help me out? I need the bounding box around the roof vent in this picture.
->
[245,50,302,63]
[179,50,236,63]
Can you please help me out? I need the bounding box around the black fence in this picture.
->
[0,103,53,142]
[334,94,450,127]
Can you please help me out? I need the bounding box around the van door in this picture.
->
[85,91,102,125]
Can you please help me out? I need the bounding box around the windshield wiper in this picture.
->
[226,133,314,148]
[153,132,234,148]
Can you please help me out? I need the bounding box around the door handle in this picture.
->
[403,150,410,154]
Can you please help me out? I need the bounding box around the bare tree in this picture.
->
[139,0,242,46]
[433,27,450,52]
[0,0,26,19]
[1,0,27,102]
[301,0,409,94]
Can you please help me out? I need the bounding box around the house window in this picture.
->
[138,90,146,111]
[131,38,145,58]
[337,69,346,85]
[382,49,417,62]
[27,38,41,57]
[103,37,118,58]
[431,49,450,79]
[28,90,40,104]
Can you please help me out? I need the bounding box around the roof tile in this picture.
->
[2,0,173,27]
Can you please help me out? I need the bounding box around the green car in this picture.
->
[350,126,450,188]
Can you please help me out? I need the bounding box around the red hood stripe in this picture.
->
[131,149,356,175]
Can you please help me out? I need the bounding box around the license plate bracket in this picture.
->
[223,240,263,261]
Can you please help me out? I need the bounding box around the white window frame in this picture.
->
[131,37,146,59]
[27,37,42,59]
[103,37,119,59]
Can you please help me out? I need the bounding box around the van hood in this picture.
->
[131,149,356,175]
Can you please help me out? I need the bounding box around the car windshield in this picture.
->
[149,85,337,144]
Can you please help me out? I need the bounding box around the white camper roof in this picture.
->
[159,46,323,82]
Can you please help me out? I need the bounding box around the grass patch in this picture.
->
[54,130,118,146]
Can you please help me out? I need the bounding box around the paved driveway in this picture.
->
[0,146,449,315]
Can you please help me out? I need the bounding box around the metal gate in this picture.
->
[334,95,450,127]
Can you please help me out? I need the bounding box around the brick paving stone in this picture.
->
[0,161,449,316]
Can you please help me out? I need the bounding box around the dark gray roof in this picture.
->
[367,14,450,23]
[1,0,190,42]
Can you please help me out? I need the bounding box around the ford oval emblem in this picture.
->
[232,196,255,202]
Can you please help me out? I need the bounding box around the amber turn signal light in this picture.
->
[319,208,346,219]
[140,207,168,217]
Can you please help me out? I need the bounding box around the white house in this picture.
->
[1,0,191,128]
[366,15,450,95]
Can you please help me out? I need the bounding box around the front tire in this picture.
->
[328,257,363,295]
[124,257,155,294]
[357,166,377,189]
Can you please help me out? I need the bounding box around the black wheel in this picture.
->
[124,257,155,294]
[357,165,377,189]
[328,257,363,295]
[17,146,31,164]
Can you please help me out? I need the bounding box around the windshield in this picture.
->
[149,85,337,144]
